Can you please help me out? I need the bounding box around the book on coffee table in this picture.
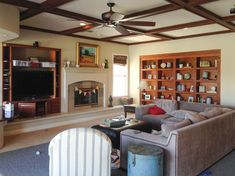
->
[101,116,126,128]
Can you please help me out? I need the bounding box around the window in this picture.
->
[113,55,128,97]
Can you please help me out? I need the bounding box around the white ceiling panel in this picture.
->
[75,26,122,38]
[130,9,206,30]
[161,24,228,37]
[59,0,169,19]
[21,13,89,31]
[112,35,160,43]
[201,0,234,17]
[27,0,46,3]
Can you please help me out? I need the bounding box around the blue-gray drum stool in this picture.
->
[128,144,163,176]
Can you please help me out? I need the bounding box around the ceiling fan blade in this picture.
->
[115,25,129,35]
[120,21,156,26]
[110,12,125,21]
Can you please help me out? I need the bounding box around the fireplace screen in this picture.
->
[74,88,98,106]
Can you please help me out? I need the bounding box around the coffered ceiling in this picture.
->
[0,0,235,45]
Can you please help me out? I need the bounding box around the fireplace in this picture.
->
[62,68,108,112]
[74,88,98,107]
[68,80,104,111]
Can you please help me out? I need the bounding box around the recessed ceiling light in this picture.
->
[80,22,86,26]
[183,27,189,30]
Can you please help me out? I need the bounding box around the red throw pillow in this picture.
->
[148,105,166,115]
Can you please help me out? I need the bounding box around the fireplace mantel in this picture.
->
[61,68,109,112]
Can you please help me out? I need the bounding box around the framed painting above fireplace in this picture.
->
[76,42,99,67]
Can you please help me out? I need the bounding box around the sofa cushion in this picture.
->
[161,119,191,138]
[162,117,184,125]
[185,113,207,123]
[155,99,178,114]
[143,114,171,130]
[169,110,197,119]
[148,105,166,115]
[199,107,223,118]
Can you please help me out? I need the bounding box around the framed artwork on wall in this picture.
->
[76,43,99,67]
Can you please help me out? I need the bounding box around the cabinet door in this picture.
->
[47,98,60,114]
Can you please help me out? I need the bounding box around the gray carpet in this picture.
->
[0,143,234,176]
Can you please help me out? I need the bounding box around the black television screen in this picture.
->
[12,70,54,101]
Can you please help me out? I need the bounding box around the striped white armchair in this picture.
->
[48,128,112,176]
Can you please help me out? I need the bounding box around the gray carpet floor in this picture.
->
[0,143,234,176]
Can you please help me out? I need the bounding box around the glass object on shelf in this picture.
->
[202,71,209,79]
[148,74,152,79]
[206,97,212,104]
[177,84,185,92]
[153,74,157,79]
[151,63,156,69]
[166,62,172,68]
[177,73,183,80]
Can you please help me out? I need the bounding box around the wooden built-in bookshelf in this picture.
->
[140,50,220,105]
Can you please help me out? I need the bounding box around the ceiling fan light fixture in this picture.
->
[79,22,86,26]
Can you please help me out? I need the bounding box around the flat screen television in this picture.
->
[12,70,54,101]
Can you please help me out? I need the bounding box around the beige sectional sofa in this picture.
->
[120,101,235,176]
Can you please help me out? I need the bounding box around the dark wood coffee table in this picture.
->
[92,119,152,149]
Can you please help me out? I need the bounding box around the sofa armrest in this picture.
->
[135,104,154,120]
[120,129,177,176]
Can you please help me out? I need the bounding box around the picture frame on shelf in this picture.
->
[76,42,99,67]
[200,60,210,67]
[145,94,151,100]
[199,85,206,93]
[188,96,194,103]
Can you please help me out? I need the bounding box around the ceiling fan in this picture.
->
[99,2,156,35]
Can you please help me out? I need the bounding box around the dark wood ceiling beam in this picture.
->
[187,0,219,6]
[148,19,213,33]
[50,8,103,24]
[176,30,233,39]
[222,15,235,22]
[60,24,100,34]
[124,4,180,21]
[20,25,128,45]
[20,0,73,21]
[101,33,138,40]
[166,0,235,31]
[0,0,103,24]
[0,0,39,9]
[129,30,233,45]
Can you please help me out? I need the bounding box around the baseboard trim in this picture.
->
[4,106,124,136]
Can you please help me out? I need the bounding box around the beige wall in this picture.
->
[129,33,235,106]
[0,29,129,107]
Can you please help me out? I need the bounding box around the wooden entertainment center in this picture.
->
[140,49,221,105]
[2,43,61,117]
